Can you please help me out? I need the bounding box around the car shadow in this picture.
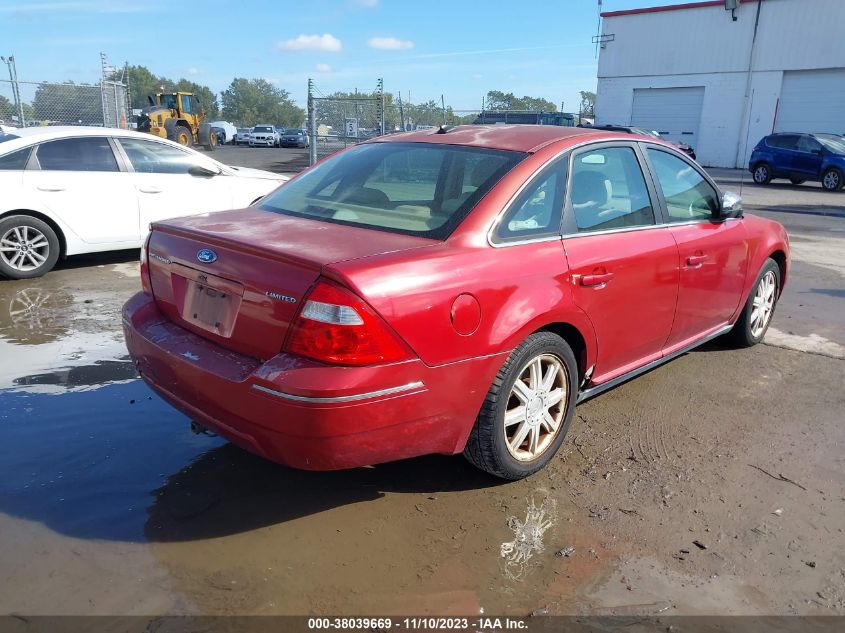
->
[52,248,139,271]
[144,444,501,543]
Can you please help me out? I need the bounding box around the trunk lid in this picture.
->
[146,208,435,360]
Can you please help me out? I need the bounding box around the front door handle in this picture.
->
[686,254,707,267]
[138,185,163,194]
[581,272,615,287]
[37,184,65,192]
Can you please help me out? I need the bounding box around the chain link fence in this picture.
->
[1,78,129,129]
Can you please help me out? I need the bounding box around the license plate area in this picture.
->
[173,264,243,338]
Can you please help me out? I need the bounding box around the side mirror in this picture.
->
[188,164,221,178]
[720,191,743,219]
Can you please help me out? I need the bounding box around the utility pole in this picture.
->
[441,94,446,126]
[397,90,405,132]
[2,55,25,127]
[307,78,317,166]
[378,77,385,135]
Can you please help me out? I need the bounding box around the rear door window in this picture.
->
[0,147,31,170]
[566,146,655,233]
[36,137,119,172]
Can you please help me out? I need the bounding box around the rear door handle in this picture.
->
[686,254,707,267]
[138,186,162,194]
[37,185,65,192]
[580,272,615,287]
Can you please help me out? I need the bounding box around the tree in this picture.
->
[484,91,557,112]
[221,78,304,127]
[579,90,596,117]
[0,95,15,121]
[32,81,103,124]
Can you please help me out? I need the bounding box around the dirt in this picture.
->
[0,204,843,616]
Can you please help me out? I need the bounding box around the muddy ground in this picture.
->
[0,172,843,617]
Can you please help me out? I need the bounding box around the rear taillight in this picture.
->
[284,279,412,366]
[140,232,152,295]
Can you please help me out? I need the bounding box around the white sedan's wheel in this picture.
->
[0,215,60,280]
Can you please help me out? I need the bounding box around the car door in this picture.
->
[793,135,825,178]
[562,143,679,382]
[116,137,235,238]
[643,145,749,350]
[767,134,800,177]
[21,136,140,245]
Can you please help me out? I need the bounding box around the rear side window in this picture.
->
[767,135,799,150]
[496,161,565,241]
[568,146,655,233]
[36,137,118,172]
[258,142,525,239]
[0,147,31,170]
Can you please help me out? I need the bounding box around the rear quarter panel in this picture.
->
[329,241,597,371]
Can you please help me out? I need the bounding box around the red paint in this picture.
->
[123,126,789,471]
[601,0,759,19]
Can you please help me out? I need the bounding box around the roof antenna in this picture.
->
[436,125,453,134]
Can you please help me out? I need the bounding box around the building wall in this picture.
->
[595,0,845,168]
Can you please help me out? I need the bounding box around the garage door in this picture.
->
[776,69,845,135]
[631,87,705,150]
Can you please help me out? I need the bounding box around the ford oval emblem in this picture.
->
[196,248,217,264]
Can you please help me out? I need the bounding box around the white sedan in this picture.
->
[0,126,288,279]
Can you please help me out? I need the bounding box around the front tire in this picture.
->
[729,258,781,347]
[752,163,772,184]
[464,332,578,480]
[168,125,193,147]
[0,215,60,280]
[822,167,843,192]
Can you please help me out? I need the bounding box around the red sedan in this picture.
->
[123,125,789,480]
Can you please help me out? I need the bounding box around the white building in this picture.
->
[595,0,845,168]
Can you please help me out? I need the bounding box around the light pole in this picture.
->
[1,55,25,127]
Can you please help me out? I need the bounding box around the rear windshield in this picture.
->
[258,142,526,239]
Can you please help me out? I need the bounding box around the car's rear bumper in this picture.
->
[122,292,504,470]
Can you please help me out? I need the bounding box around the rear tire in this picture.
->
[822,167,843,192]
[463,331,578,480]
[0,215,60,280]
[729,258,781,348]
[752,163,772,184]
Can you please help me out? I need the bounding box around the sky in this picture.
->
[1,0,683,113]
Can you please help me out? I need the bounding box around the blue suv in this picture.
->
[749,132,845,191]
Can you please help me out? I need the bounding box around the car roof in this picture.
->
[369,124,630,153]
[2,126,167,141]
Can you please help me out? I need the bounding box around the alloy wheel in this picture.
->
[754,166,769,183]
[750,270,777,338]
[823,170,841,191]
[0,225,50,272]
[503,354,568,461]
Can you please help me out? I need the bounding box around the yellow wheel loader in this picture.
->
[137,91,217,151]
